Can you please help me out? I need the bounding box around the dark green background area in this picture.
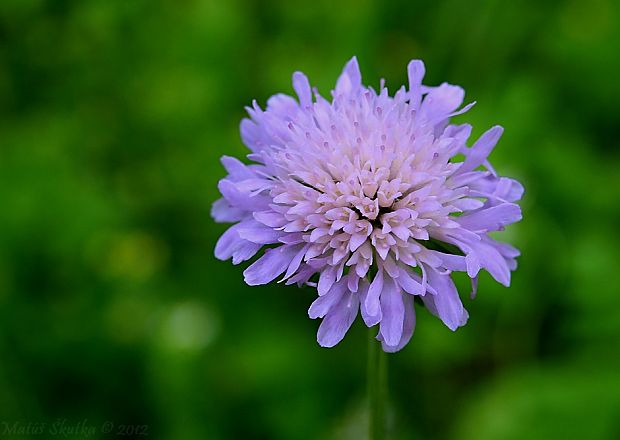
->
[1,0,619,439]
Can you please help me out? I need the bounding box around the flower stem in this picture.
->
[368,328,387,440]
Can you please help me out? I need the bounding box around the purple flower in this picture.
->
[212,57,523,352]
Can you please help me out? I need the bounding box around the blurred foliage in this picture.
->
[1,0,619,439]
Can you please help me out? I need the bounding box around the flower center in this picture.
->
[349,204,392,229]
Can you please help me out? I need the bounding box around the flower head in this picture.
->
[213,57,523,352]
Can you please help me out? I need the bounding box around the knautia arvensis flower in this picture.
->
[213,57,523,352]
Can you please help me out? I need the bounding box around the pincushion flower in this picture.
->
[212,57,522,352]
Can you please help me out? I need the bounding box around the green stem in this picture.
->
[368,328,388,440]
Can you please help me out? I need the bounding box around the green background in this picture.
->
[1,0,619,439]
